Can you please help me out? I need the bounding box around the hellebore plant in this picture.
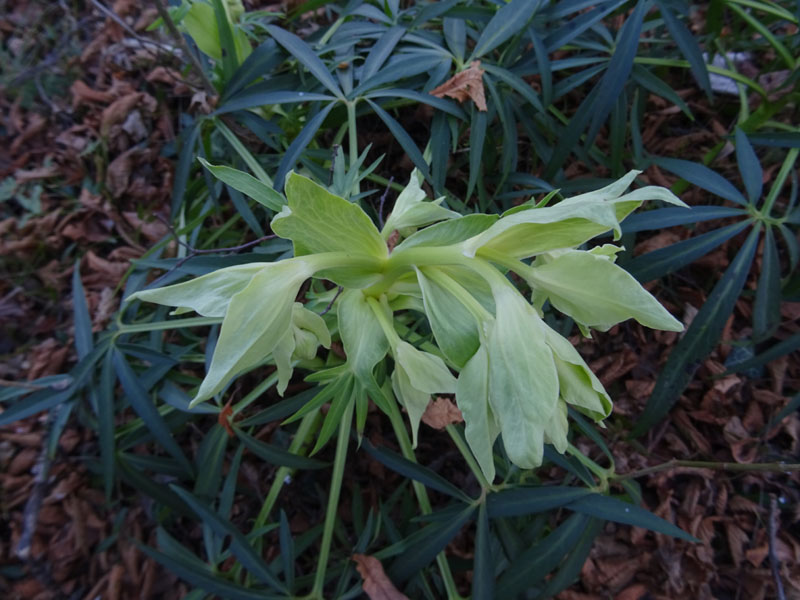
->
[130,169,686,483]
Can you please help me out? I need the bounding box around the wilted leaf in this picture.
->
[421,397,463,429]
[353,554,409,600]
[430,61,487,111]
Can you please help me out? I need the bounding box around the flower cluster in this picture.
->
[130,169,686,481]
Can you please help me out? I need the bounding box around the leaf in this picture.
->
[655,0,712,97]
[753,226,780,340]
[214,89,335,116]
[382,171,460,237]
[487,486,592,518]
[128,263,268,318]
[193,259,316,404]
[466,106,487,201]
[487,286,559,468]
[72,263,92,359]
[171,486,287,591]
[388,505,475,583]
[633,225,761,435]
[456,344,498,483]
[430,61,487,111]
[726,332,800,374]
[392,341,456,446]
[528,250,683,331]
[236,428,327,469]
[138,543,285,600]
[273,172,387,260]
[266,25,343,98]
[361,26,406,82]
[568,494,698,541]
[421,397,463,430]
[735,127,764,204]
[621,205,745,232]
[473,503,494,600]
[626,221,750,283]
[361,438,471,502]
[415,267,481,368]
[365,99,431,182]
[654,157,749,206]
[497,513,590,597]
[470,0,543,59]
[274,102,336,193]
[353,554,409,600]
[338,290,390,387]
[113,350,193,474]
[586,0,647,144]
[198,158,285,211]
[538,518,602,598]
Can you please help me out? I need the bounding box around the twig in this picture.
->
[377,176,394,229]
[147,214,275,287]
[16,404,63,561]
[769,494,787,600]
[613,459,800,481]
[153,0,217,97]
[319,286,343,316]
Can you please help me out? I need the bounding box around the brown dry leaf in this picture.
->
[14,164,60,182]
[70,80,115,107]
[353,554,408,600]
[100,92,156,136]
[106,148,139,198]
[430,61,487,111]
[421,397,463,429]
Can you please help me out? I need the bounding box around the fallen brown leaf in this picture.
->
[421,397,463,429]
[430,61,487,111]
[353,554,408,600]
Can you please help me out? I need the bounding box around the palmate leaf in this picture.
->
[633,225,761,435]
[266,24,343,99]
[735,128,764,204]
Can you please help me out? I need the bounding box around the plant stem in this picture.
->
[761,148,799,216]
[612,460,800,481]
[446,424,493,491]
[566,443,612,490]
[385,395,463,599]
[311,400,353,598]
[346,100,360,195]
[252,410,321,534]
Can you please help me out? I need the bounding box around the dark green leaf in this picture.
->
[655,1,712,97]
[544,1,627,52]
[753,227,780,340]
[631,64,691,118]
[470,0,543,59]
[537,518,602,598]
[211,0,238,78]
[621,206,746,232]
[72,263,92,359]
[171,486,286,591]
[443,17,465,61]
[361,439,472,502]
[193,424,228,499]
[138,543,285,600]
[487,486,592,518]
[362,26,405,82]
[223,39,281,99]
[112,350,193,474]
[726,333,800,375]
[236,429,328,469]
[0,385,74,427]
[473,503,493,600]
[279,510,295,590]
[388,505,475,582]
[365,88,466,119]
[746,132,800,148]
[366,98,431,181]
[654,157,749,206]
[497,513,590,597]
[266,25,343,98]
[585,0,647,144]
[99,351,115,499]
[116,453,191,515]
[568,494,698,541]
[625,221,750,283]
[633,225,761,435]
[735,128,763,204]
[274,102,336,191]
[467,106,487,200]
[214,89,335,116]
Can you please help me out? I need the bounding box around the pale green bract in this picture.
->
[129,168,688,480]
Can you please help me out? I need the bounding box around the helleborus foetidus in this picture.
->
[129,168,687,482]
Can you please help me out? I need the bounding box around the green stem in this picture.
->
[114,316,223,335]
[761,148,799,217]
[311,400,354,598]
[422,267,494,322]
[566,443,612,491]
[346,100,360,196]
[385,395,463,599]
[612,460,800,481]
[252,410,321,534]
[446,424,494,491]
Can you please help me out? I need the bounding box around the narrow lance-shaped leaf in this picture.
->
[633,225,761,435]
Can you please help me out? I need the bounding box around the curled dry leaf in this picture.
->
[430,60,487,111]
[352,554,409,600]
[421,397,463,430]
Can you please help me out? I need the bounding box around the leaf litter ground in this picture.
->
[1,2,799,599]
